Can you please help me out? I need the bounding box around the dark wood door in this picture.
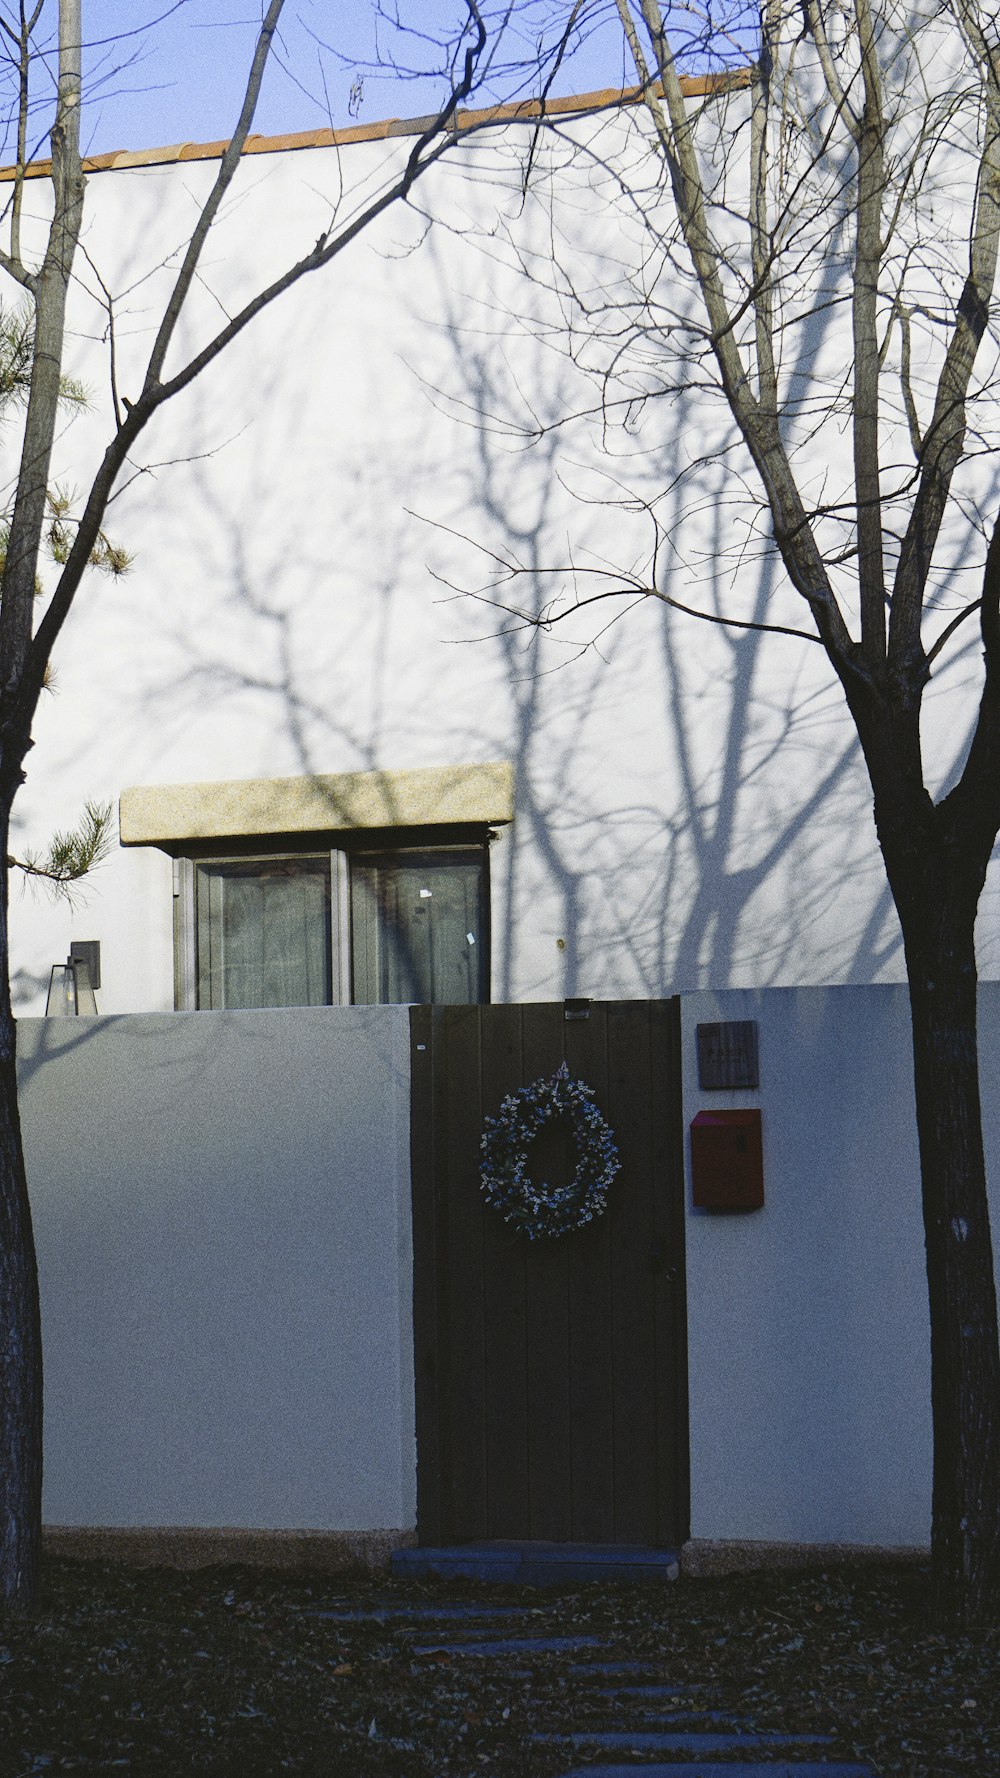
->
[410,1000,689,1547]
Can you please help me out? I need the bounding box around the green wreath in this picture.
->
[479,1061,621,1240]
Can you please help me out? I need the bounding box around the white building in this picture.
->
[8,52,1000,1564]
[5,69,997,1019]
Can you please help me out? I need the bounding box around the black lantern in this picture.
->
[45,955,98,1017]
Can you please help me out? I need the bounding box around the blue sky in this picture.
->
[78,3,631,156]
[0,4,753,161]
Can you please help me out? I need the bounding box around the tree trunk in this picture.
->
[903,896,1000,1623]
[0,818,42,1613]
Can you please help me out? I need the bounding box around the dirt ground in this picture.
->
[0,1557,997,1776]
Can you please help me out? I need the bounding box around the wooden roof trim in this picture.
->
[0,69,750,182]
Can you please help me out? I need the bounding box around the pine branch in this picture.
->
[8,799,115,901]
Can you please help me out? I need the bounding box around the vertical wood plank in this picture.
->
[480,1003,528,1537]
[607,1000,659,1543]
[441,1004,489,1540]
[651,996,690,1544]
[564,1004,616,1541]
[408,1004,443,1544]
[522,1004,573,1541]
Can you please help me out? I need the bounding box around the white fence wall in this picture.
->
[18,987,1000,1557]
[681,983,1000,1550]
[18,1007,415,1538]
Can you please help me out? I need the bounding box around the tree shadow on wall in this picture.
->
[413,227,916,997]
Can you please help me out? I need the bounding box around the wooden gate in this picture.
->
[409,999,688,1547]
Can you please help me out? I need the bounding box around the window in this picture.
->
[351,848,486,1005]
[194,856,333,1010]
[120,762,512,1011]
[176,840,489,1010]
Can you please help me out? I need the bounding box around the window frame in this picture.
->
[172,825,492,1011]
[349,842,489,1007]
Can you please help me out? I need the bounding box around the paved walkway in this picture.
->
[311,1588,876,1775]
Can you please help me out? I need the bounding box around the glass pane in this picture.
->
[351,849,486,1005]
[195,858,331,1009]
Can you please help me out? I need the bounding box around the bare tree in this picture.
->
[0,0,515,1612]
[469,0,1000,1619]
[422,229,891,994]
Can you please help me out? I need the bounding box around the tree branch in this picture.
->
[0,0,83,727]
[7,797,113,898]
[803,0,861,134]
[889,24,1000,676]
[940,510,1000,861]
[141,0,287,395]
[749,0,778,418]
[444,542,824,648]
[12,2,491,745]
[619,0,857,672]
[893,300,925,460]
[925,598,982,668]
[851,0,887,668]
[8,1,45,274]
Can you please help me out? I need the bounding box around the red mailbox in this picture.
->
[690,1109,764,1210]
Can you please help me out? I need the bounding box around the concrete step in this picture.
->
[409,1633,605,1657]
[534,1729,834,1752]
[587,1709,739,1724]
[391,1541,680,1586]
[591,1684,712,1701]
[567,1660,684,1679]
[304,1602,534,1622]
[551,1767,875,1778]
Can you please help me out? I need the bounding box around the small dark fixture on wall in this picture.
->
[45,942,100,1017]
[696,1020,759,1089]
[690,1108,764,1210]
[70,940,101,990]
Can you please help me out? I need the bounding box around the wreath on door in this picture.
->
[479,1061,621,1240]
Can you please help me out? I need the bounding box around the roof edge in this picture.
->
[119,761,516,845]
[0,69,750,182]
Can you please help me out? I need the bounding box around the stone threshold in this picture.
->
[43,1525,416,1573]
[680,1537,929,1577]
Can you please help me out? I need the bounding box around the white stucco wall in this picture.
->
[18,1006,415,1534]
[681,984,1000,1549]
[14,983,1000,1548]
[9,92,995,1016]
